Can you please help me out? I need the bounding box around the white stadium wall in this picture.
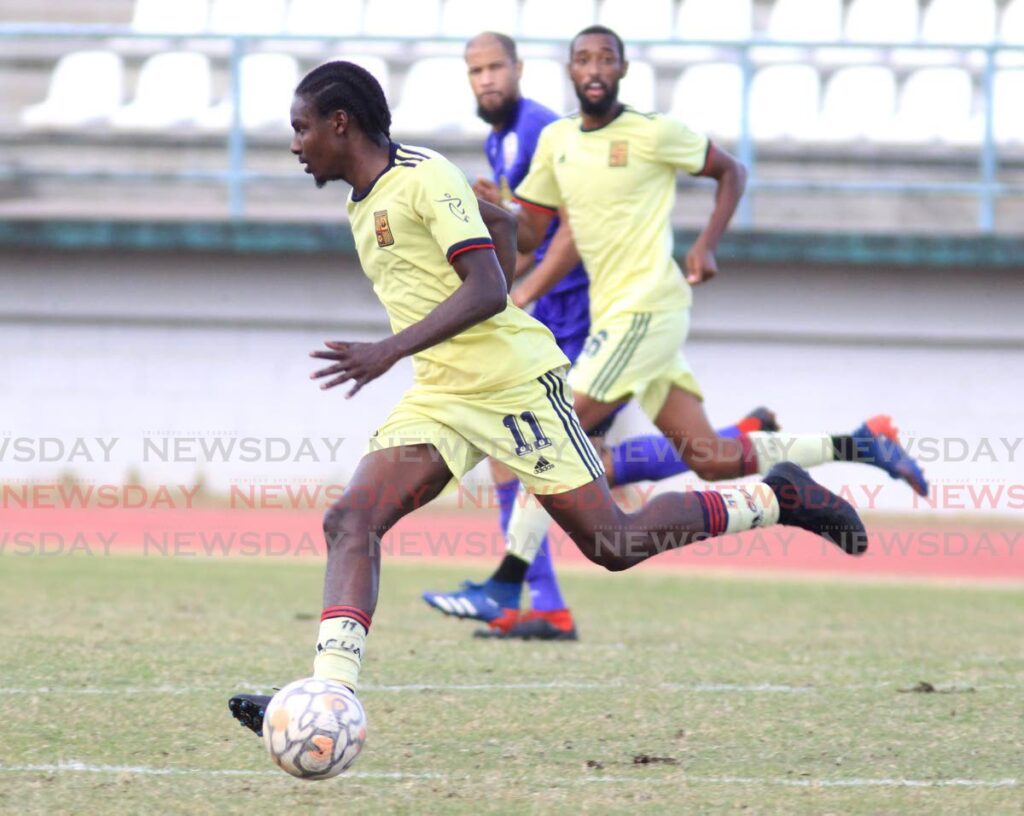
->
[1,247,1021,517]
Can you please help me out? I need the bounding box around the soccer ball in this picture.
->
[262,677,367,779]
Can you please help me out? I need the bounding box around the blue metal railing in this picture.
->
[1,23,1022,228]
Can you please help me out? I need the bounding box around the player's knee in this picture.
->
[597,554,632,572]
[681,436,745,482]
[574,532,632,572]
[322,501,373,554]
[589,552,632,572]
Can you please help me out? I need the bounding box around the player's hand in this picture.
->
[511,288,531,309]
[309,339,399,399]
[472,177,501,206]
[684,241,718,285]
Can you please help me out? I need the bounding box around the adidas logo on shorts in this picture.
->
[533,456,554,474]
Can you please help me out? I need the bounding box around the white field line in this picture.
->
[584,775,1020,789]
[0,681,1019,695]
[0,762,1016,789]
[0,761,438,780]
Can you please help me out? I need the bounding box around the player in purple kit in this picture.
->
[421,32,776,640]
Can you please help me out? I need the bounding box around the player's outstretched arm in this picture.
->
[685,145,748,285]
[310,249,507,397]
[477,198,518,291]
[511,213,581,308]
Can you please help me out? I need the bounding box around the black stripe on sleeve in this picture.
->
[692,140,715,177]
[446,237,495,263]
[513,194,558,215]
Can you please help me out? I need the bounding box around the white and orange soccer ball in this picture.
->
[262,678,367,779]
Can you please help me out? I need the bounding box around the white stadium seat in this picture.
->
[363,0,441,37]
[996,0,1024,65]
[815,66,897,141]
[197,53,299,130]
[520,58,568,114]
[520,0,595,40]
[598,0,674,42]
[669,63,743,140]
[749,64,821,141]
[883,67,977,143]
[662,0,752,62]
[767,0,842,42]
[440,0,518,37]
[21,51,124,128]
[285,0,363,37]
[619,60,657,112]
[110,52,212,129]
[1001,0,1024,43]
[390,57,486,137]
[993,70,1024,142]
[845,0,919,44]
[757,0,841,65]
[207,0,287,35]
[131,0,209,33]
[675,0,752,41]
[921,0,997,44]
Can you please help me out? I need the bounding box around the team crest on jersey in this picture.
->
[609,140,629,167]
[502,131,519,171]
[374,210,394,247]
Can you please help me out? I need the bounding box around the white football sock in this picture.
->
[746,432,834,473]
[718,484,781,532]
[505,486,552,564]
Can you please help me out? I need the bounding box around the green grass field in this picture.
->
[1,554,1021,814]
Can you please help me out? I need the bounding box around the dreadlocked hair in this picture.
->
[296,61,391,142]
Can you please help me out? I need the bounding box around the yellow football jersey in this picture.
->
[347,143,568,394]
[514,108,710,324]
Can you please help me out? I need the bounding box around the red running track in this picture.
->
[2,508,1021,583]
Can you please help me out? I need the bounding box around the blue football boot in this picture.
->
[422,580,518,623]
[852,415,929,497]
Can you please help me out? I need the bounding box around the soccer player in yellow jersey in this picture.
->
[227,60,869,741]
[422,31,780,640]
[426,26,928,628]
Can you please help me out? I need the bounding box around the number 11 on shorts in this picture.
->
[502,411,552,456]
